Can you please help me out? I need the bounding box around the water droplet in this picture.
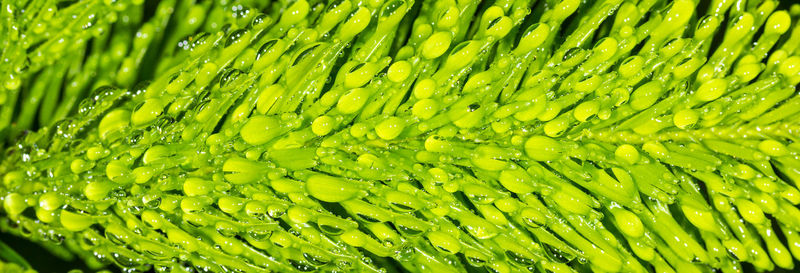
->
[288,259,317,272]
[191,32,210,49]
[105,230,127,245]
[292,44,320,67]
[81,13,98,30]
[505,250,535,266]
[225,29,247,47]
[152,115,176,132]
[216,221,239,237]
[256,39,279,60]
[389,202,415,212]
[319,224,344,235]
[142,246,169,261]
[80,231,100,249]
[335,259,353,270]
[395,246,416,262]
[542,244,575,263]
[563,47,582,61]
[78,98,96,117]
[247,226,272,241]
[360,256,373,264]
[111,251,143,268]
[356,213,381,223]
[381,0,405,18]
[219,69,244,88]
[250,14,267,28]
[19,221,34,237]
[302,251,330,266]
[48,232,65,245]
[466,254,487,267]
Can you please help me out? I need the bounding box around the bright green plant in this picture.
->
[1,0,800,272]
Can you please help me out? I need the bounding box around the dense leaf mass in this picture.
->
[1,0,800,272]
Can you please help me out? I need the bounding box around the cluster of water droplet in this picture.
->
[0,0,140,142]
[2,0,800,273]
